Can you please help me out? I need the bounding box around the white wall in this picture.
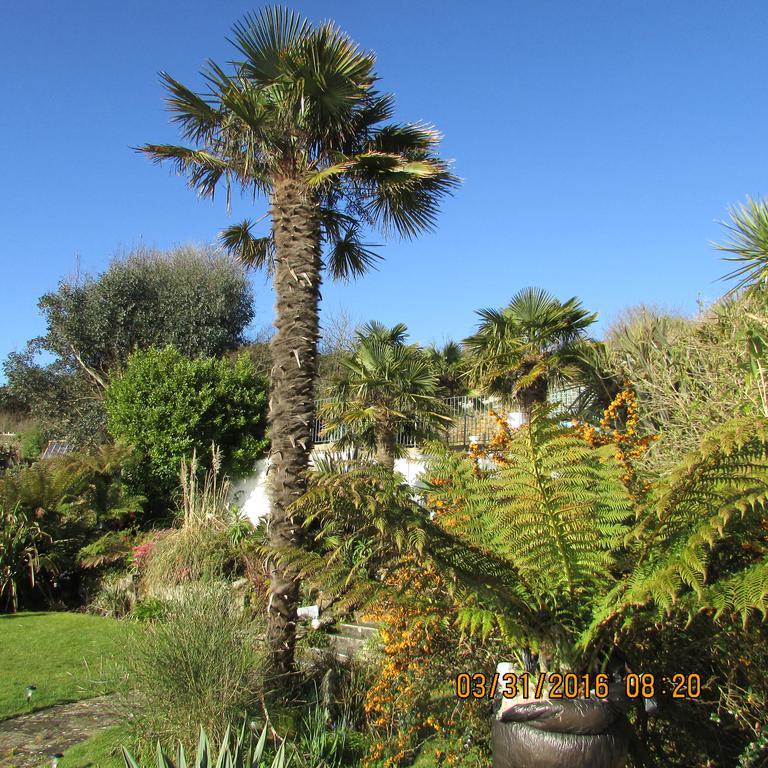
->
[231,410,523,525]
[229,452,430,525]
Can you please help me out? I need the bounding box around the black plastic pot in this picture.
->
[492,688,631,768]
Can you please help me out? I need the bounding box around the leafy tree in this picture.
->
[140,6,457,679]
[464,287,598,414]
[3,350,106,448]
[105,347,268,506]
[3,245,255,446]
[320,322,451,469]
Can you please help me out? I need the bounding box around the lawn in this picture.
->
[0,612,132,720]
[49,725,130,768]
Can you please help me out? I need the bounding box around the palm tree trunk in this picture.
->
[375,424,397,471]
[266,176,321,686]
[518,379,548,421]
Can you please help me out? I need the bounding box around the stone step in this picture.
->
[336,622,378,640]
[327,634,368,660]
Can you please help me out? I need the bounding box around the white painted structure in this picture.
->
[229,450,429,525]
[230,409,524,526]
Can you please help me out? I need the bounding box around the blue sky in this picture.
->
[2,0,767,376]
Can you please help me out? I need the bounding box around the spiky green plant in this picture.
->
[0,504,52,612]
[121,724,290,768]
[716,196,768,294]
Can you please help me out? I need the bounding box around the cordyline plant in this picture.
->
[140,6,457,684]
[0,504,51,613]
[283,408,768,674]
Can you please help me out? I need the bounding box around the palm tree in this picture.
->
[424,341,467,396]
[464,287,597,415]
[139,8,457,681]
[320,322,452,470]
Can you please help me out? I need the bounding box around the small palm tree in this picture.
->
[320,322,452,470]
[424,341,467,396]
[464,287,598,415]
[139,7,457,679]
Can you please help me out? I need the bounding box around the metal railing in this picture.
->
[311,393,525,449]
[311,387,583,449]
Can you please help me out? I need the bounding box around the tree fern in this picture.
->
[585,417,768,647]
[286,412,768,673]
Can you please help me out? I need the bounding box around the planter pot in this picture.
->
[492,680,630,768]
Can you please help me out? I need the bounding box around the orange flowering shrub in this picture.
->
[572,383,656,493]
[467,410,515,472]
[361,505,497,766]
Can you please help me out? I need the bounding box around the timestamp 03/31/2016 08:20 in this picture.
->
[454,672,701,700]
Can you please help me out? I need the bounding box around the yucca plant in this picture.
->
[121,724,290,768]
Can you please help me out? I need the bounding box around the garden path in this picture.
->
[0,695,123,768]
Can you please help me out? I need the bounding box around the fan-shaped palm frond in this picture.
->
[319,324,452,468]
[464,288,598,412]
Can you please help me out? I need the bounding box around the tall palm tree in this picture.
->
[464,287,597,415]
[139,8,457,681]
[320,322,452,470]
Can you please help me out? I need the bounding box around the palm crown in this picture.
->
[141,7,457,277]
[319,322,452,469]
[464,287,597,412]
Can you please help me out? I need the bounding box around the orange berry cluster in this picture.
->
[572,383,656,489]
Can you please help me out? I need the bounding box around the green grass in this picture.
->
[39,725,131,768]
[0,612,133,721]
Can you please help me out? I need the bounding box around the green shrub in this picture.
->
[89,572,135,618]
[139,525,239,598]
[78,530,135,569]
[19,425,45,461]
[105,347,268,505]
[131,597,169,623]
[126,583,266,749]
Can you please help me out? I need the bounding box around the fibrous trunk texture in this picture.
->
[266,176,321,686]
[518,378,549,420]
[375,423,397,471]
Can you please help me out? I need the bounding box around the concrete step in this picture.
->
[336,622,379,640]
[328,635,367,660]
[324,622,380,660]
